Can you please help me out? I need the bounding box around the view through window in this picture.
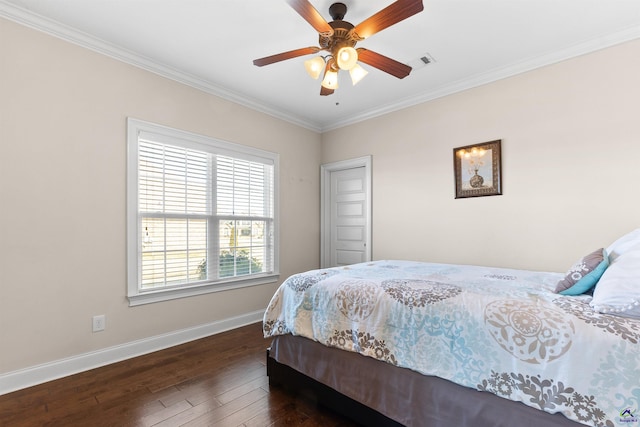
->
[127,119,278,305]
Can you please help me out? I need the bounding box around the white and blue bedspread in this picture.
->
[263,260,640,427]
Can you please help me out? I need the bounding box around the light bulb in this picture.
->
[349,64,368,85]
[304,56,325,80]
[321,70,339,89]
[336,46,358,70]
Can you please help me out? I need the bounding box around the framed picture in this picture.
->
[453,139,502,198]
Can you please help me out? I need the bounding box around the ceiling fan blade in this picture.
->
[357,48,412,79]
[353,0,424,40]
[253,47,320,67]
[286,0,333,36]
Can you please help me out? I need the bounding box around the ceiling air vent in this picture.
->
[408,52,436,71]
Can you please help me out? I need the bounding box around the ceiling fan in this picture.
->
[253,0,424,96]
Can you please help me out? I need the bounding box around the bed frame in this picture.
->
[266,348,402,426]
[266,335,583,427]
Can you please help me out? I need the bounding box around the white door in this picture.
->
[321,156,371,268]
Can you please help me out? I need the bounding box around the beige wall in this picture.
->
[2,15,639,381]
[322,39,640,272]
[0,18,321,374]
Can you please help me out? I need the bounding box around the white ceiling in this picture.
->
[2,0,640,132]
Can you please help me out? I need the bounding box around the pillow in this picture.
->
[606,228,640,263]
[591,240,640,319]
[555,248,609,295]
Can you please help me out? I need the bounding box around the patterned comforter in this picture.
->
[263,260,640,427]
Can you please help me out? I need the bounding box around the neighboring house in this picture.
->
[1,14,639,394]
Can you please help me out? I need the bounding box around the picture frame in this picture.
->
[453,139,502,198]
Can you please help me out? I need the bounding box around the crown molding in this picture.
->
[0,0,323,133]
[320,24,640,132]
[2,0,639,134]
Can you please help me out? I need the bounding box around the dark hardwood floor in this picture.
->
[0,323,359,427]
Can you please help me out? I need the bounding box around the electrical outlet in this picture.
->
[92,315,106,332]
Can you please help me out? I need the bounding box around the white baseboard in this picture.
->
[0,310,264,396]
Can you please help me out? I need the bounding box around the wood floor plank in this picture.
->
[140,399,193,427]
[242,390,311,427]
[169,388,268,427]
[215,375,269,406]
[0,322,360,427]
[204,395,273,427]
[153,395,224,427]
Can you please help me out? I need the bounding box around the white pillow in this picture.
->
[591,239,640,319]
[606,228,640,263]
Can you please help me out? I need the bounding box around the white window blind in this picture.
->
[127,119,278,305]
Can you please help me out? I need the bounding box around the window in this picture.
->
[127,118,279,305]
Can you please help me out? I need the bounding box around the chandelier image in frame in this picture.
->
[453,140,503,199]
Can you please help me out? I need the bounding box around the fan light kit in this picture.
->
[253,0,424,96]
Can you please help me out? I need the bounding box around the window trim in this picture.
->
[127,118,279,306]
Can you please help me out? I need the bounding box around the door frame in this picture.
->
[320,155,372,268]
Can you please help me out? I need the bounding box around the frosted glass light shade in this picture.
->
[336,47,358,70]
[304,56,325,79]
[349,64,368,85]
[321,70,339,89]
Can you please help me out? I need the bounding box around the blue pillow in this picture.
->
[555,248,609,295]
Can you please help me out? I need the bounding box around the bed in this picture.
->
[263,231,640,427]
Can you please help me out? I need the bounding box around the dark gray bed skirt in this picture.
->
[268,334,583,427]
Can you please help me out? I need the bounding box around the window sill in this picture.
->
[127,273,280,306]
